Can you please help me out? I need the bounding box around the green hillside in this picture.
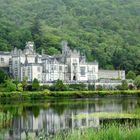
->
[0,0,140,73]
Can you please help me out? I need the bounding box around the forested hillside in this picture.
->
[0,0,140,73]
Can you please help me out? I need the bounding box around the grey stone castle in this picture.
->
[0,41,125,83]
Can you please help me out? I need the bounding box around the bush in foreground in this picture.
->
[49,124,140,140]
[32,78,40,91]
[50,80,68,91]
[5,79,17,92]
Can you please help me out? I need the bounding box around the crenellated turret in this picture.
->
[24,41,35,55]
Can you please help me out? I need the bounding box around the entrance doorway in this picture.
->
[73,75,76,81]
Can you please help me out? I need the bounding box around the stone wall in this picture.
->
[99,70,125,80]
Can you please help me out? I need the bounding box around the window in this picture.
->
[28,67,30,78]
[51,65,54,71]
[37,67,41,72]
[54,65,56,70]
[22,68,25,77]
[59,66,62,71]
[65,66,68,72]
[82,119,86,126]
[73,59,77,63]
[15,61,18,65]
[1,58,4,64]
[80,67,86,76]
[88,66,93,72]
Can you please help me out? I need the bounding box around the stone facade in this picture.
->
[0,41,99,83]
[9,42,42,82]
[41,41,98,83]
[99,70,125,80]
[0,41,126,83]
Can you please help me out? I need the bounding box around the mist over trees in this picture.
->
[0,0,140,73]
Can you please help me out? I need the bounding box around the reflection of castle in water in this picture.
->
[3,98,138,140]
[7,108,99,139]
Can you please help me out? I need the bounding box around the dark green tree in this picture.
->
[54,79,67,91]
[22,77,28,91]
[32,78,40,91]
[134,75,140,89]
[17,83,23,92]
[121,80,128,90]
[0,0,140,73]
[47,47,60,55]
[0,69,8,84]
[5,79,17,92]
[126,71,136,80]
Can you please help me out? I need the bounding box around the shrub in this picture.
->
[17,83,23,92]
[49,85,55,91]
[32,78,40,91]
[40,85,50,91]
[126,70,136,80]
[0,69,8,84]
[116,85,123,90]
[5,79,17,92]
[121,80,128,90]
[88,84,95,90]
[68,83,87,91]
[43,89,50,94]
[53,79,68,91]
[96,85,104,91]
[134,75,140,89]
[22,77,28,91]
[26,85,32,91]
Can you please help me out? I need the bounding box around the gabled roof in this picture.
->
[0,51,11,55]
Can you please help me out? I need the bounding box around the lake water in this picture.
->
[0,96,140,139]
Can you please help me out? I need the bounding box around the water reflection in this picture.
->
[0,96,140,139]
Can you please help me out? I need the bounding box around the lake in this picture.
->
[0,96,140,139]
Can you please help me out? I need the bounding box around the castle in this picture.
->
[0,41,125,84]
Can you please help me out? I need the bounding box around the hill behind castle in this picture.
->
[0,0,140,73]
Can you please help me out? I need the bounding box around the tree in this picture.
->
[14,77,20,86]
[22,77,28,91]
[121,80,128,90]
[134,75,140,89]
[32,78,40,91]
[54,79,67,91]
[47,47,60,55]
[0,0,140,73]
[5,79,17,92]
[17,83,23,92]
[126,70,136,80]
[0,69,8,84]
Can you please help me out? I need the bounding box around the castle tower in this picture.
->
[24,41,35,55]
[61,40,71,57]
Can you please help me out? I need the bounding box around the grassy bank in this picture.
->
[48,124,140,140]
[50,90,140,97]
[0,90,140,99]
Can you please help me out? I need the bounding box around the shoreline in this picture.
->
[0,90,140,100]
